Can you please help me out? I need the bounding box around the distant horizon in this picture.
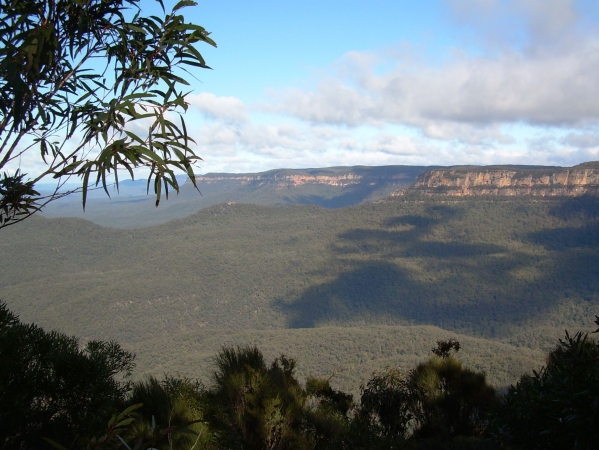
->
[7,1,599,180]
[33,159,598,189]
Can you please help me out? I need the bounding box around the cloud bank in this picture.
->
[271,33,599,143]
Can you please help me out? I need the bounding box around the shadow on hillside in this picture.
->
[523,196,599,304]
[527,196,599,250]
[275,199,599,336]
[547,195,599,220]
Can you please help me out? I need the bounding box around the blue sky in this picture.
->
[172,0,599,174]
[15,0,599,179]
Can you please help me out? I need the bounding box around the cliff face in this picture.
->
[403,168,599,197]
[193,167,422,190]
[194,173,365,188]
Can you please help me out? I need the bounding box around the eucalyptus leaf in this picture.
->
[0,0,215,228]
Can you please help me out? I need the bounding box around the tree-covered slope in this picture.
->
[3,195,599,391]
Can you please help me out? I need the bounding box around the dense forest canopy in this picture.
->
[3,0,598,446]
[3,304,598,449]
[2,194,599,392]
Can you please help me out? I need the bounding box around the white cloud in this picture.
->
[549,147,599,166]
[516,0,578,41]
[192,116,457,173]
[273,82,375,127]
[188,93,248,123]
[561,132,599,148]
[272,35,599,137]
[365,135,421,156]
[199,123,241,146]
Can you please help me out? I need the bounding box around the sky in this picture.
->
[13,0,599,179]
[173,0,599,174]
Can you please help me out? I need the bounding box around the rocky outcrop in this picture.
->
[193,167,423,190]
[400,166,599,197]
[194,173,364,188]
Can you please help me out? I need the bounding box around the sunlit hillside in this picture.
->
[4,192,599,392]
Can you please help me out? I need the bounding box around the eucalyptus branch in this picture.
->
[0,0,216,228]
[0,128,29,168]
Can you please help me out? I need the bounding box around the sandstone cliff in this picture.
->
[399,164,599,197]
[194,173,365,188]
[193,166,426,190]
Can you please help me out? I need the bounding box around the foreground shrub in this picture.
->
[0,302,134,449]
[357,341,498,449]
[490,327,599,449]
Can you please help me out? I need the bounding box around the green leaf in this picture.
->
[115,417,136,428]
[126,24,146,34]
[41,438,68,450]
[124,130,146,146]
[117,403,143,421]
[154,176,162,206]
[0,0,216,227]
[82,167,91,211]
[123,92,156,101]
[173,1,197,13]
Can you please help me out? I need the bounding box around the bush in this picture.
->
[0,302,134,449]
[490,328,599,449]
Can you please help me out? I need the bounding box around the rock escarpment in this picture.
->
[195,173,365,187]
[400,164,599,197]
[193,166,429,190]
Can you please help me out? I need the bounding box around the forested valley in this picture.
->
[2,0,598,446]
[2,192,599,448]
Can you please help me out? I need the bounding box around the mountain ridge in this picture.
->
[40,165,435,228]
[41,163,599,228]
[400,163,599,197]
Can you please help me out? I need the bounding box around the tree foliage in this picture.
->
[125,375,213,449]
[9,309,599,450]
[0,0,216,228]
[357,341,498,449]
[410,355,497,440]
[432,339,461,358]
[358,367,421,445]
[0,301,135,449]
[206,345,313,450]
[303,377,354,450]
[491,328,599,449]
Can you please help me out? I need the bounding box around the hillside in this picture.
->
[40,163,599,229]
[40,165,433,228]
[4,194,599,392]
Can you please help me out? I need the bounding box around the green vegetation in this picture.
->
[0,302,134,449]
[40,165,432,228]
[4,0,597,446]
[0,0,215,227]
[205,346,313,449]
[490,322,599,449]
[572,161,599,170]
[2,195,599,392]
[7,306,597,449]
[125,376,213,449]
[356,341,498,449]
